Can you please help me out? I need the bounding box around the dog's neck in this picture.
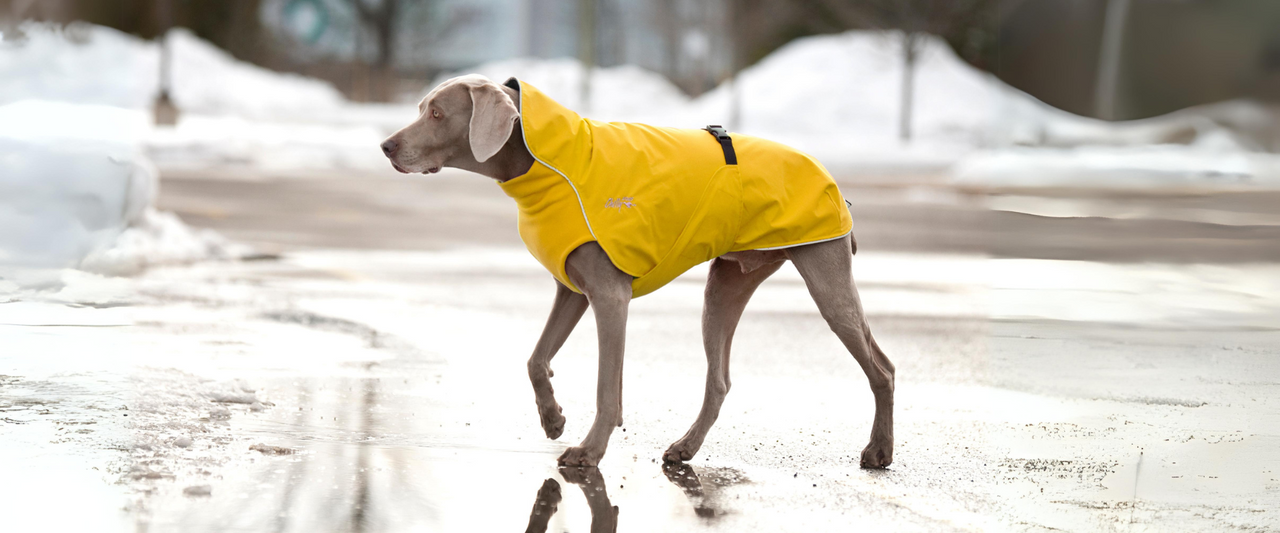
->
[446,85,535,183]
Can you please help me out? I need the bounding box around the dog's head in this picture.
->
[380,75,520,174]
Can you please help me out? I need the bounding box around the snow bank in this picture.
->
[448,32,1089,171]
[146,115,388,171]
[0,101,155,269]
[1,23,391,172]
[0,23,158,109]
[0,100,253,274]
[0,23,344,118]
[7,22,1274,189]
[166,27,345,118]
[449,31,1280,185]
[79,209,254,276]
[695,31,1062,147]
[952,146,1280,189]
[954,100,1280,189]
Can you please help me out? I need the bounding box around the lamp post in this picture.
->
[579,0,595,113]
[153,0,179,126]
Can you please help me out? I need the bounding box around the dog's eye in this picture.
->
[432,110,441,119]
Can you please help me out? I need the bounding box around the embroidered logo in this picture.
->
[605,197,635,211]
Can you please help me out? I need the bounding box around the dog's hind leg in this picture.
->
[787,234,895,468]
[529,281,590,440]
[663,257,783,463]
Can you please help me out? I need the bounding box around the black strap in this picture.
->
[703,125,737,165]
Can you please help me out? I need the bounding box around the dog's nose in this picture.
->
[380,139,399,157]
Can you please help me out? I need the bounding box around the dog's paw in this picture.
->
[525,478,561,532]
[557,445,603,467]
[859,437,893,469]
[539,403,566,440]
[662,440,698,464]
[535,478,562,507]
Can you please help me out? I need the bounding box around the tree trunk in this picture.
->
[899,31,918,143]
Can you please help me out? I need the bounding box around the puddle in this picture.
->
[134,373,765,533]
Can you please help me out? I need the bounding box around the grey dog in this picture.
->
[380,75,895,468]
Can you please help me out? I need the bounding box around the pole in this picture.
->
[578,0,596,113]
[1095,0,1131,120]
[154,0,179,126]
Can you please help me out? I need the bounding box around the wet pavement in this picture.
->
[3,170,1279,532]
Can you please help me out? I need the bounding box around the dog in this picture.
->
[381,75,895,468]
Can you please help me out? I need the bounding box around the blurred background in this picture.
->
[4,0,1280,268]
[7,0,1279,113]
[2,2,1279,532]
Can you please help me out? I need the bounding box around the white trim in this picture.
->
[513,79,598,241]
[750,229,852,251]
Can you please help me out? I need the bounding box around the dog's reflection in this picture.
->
[662,462,718,518]
[525,467,618,533]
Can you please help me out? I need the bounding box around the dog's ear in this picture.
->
[467,81,519,163]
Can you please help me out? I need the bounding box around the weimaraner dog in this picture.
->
[380,75,895,468]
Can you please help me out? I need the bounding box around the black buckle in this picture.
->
[703,125,737,165]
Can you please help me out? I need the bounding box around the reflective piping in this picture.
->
[513,80,598,241]
[750,229,852,251]
[751,199,854,251]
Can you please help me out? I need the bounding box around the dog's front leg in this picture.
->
[559,243,632,466]
[529,281,589,439]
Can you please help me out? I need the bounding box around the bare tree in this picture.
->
[344,0,399,101]
[346,0,400,69]
[812,0,999,142]
[341,0,481,101]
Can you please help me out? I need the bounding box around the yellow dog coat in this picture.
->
[498,78,853,297]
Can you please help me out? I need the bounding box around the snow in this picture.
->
[0,101,155,269]
[698,32,1056,148]
[1,23,382,173]
[0,100,248,274]
[439,57,692,124]
[146,114,388,172]
[0,23,159,109]
[450,31,1280,185]
[953,145,1280,190]
[0,23,344,118]
[79,209,255,276]
[7,22,1276,185]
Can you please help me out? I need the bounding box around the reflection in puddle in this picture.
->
[524,478,562,533]
[522,463,750,532]
[139,365,767,532]
[525,467,618,533]
[662,463,747,520]
[663,463,716,519]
